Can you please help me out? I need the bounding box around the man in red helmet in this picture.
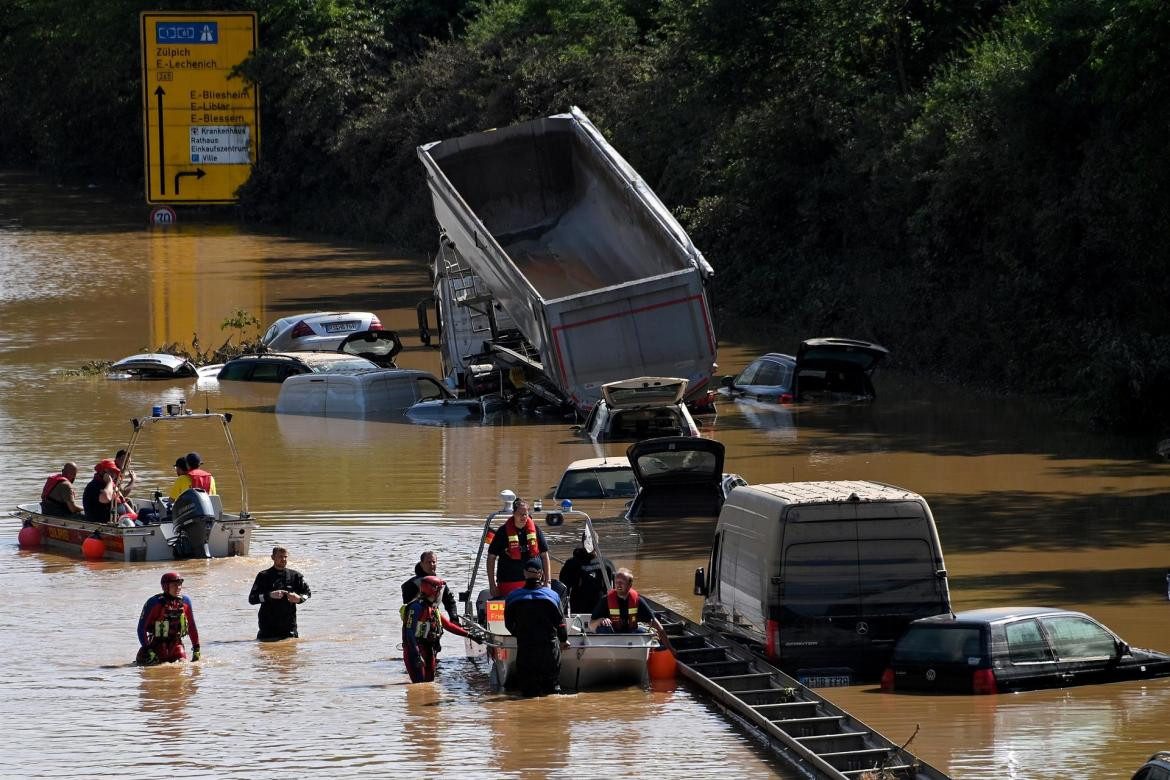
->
[82,459,121,524]
[136,572,201,665]
[400,575,478,683]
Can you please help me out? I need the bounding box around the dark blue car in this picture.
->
[883,607,1170,695]
[721,337,888,404]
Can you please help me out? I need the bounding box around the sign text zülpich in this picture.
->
[140,12,260,204]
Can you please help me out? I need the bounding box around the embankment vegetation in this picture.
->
[3,0,1168,434]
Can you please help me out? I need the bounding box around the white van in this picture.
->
[275,369,463,418]
[694,481,950,683]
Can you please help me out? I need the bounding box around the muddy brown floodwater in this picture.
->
[2,170,1169,778]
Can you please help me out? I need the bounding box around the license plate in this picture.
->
[323,321,359,333]
[799,674,853,688]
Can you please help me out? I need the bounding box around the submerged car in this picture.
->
[275,368,478,419]
[261,311,383,351]
[217,352,380,383]
[624,437,745,519]
[551,451,745,510]
[106,353,198,380]
[882,607,1170,695]
[721,337,888,403]
[578,377,700,442]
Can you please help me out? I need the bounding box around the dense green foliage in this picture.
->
[2,0,1168,433]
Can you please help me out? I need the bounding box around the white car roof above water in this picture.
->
[728,481,926,514]
[275,368,447,417]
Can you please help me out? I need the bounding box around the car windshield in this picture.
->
[557,467,638,499]
[308,358,376,373]
[636,449,717,478]
[894,626,984,664]
[609,409,685,438]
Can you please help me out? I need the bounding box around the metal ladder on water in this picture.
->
[647,599,951,780]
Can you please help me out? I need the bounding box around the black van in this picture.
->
[694,481,951,683]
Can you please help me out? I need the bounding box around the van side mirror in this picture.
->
[693,567,707,596]
[720,375,735,388]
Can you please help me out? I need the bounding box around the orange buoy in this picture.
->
[81,535,105,560]
[647,647,677,679]
[18,524,42,548]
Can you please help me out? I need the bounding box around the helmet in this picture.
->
[161,571,184,586]
[419,575,445,602]
[94,458,121,477]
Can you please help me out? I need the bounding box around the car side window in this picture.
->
[753,360,786,388]
[1005,619,1053,663]
[250,362,283,382]
[1041,616,1117,659]
[218,361,253,381]
[415,378,446,401]
[736,360,762,386]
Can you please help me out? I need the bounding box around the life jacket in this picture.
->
[187,468,213,492]
[41,474,69,500]
[152,596,189,641]
[503,514,539,560]
[40,474,72,515]
[400,599,443,646]
[606,588,641,632]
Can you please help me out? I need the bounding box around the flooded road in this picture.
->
[2,170,1169,778]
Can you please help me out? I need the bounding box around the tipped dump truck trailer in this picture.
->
[417,107,718,412]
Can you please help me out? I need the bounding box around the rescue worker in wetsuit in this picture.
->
[588,568,671,649]
[401,550,458,622]
[504,558,569,696]
[82,459,121,524]
[401,576,477,683]
[486,498,551,598]
[40,462,82,516]
[557,534,616,614]
[136,572,201,665]
[248,546,311,641]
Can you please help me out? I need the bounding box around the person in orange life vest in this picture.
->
[486,497,551,598]
[587,568,671,649]
[40,462,82,516]
[136,571,201,665]
[82,459,122,524]
[169,451,217,501]
[401,576,478,683]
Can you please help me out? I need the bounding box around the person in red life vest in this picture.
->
[486,498,551,598]
[400,576,480,683]
[136,571,201,665]
[40,462,82,517]
[168,451,217,501]
[587,568,671,649]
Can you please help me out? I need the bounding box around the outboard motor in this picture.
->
[171,488,215,559]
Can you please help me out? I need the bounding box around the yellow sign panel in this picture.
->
[140,12,260,204]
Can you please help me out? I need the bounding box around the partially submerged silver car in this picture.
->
[107,353,198,380]
[578,377,701,442]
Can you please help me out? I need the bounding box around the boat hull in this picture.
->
[485,624,655,691]
[13,504,256,562]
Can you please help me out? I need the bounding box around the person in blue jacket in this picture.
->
[503,558,569,696]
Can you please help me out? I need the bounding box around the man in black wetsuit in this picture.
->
[401,550,459,622]
[557,536,615,614]
[504,558,569,696]
[248,546,311,641]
